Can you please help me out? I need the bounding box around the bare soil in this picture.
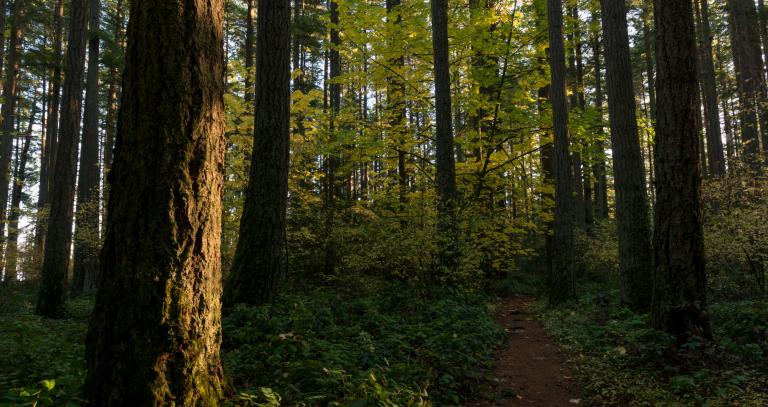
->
[464,296,581,406]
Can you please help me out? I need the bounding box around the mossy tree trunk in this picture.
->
[85,0,226,404]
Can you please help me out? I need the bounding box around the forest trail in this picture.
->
[464,296,581,406]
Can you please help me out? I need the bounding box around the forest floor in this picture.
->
[464,296,580,406]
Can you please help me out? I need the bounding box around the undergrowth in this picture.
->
[0,283,501,406]
[537,283,768,406]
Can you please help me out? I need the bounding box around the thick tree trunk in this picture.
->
[567,1,585,230]
[37,0,64,253]
[431,0,458,274]
[651,0,712,343]
[85,0,226,403]
[547,0,576,304]
[71,0,102,294]
[600,0,653,312]
[225,0,291,307]
[0,1,24,272]
[696,0,725,176]
[36,0,88,318]
[5,102,36,282]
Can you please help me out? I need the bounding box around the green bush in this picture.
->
[222,285,502,406]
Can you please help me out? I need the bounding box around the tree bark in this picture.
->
[323,0,341,275]
[85,0,226,403]
[36,0,88,318]
[71,0,102,294]
[600,0,653,312]
[651,0,711,343]
[5,101,36,282]
[387,0,408,222]
[695,0,725,176]
[0,0,25,275]
[225,0,291,307]
[101,0,124,221]
[591,16,609,221]
[431,0,459,274]
[547,0,576,304]
[36,0,65,254]
[728,0,768,164]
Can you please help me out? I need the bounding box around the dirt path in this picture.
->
[464,296,580,406]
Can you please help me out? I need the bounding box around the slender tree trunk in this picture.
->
[431,0,459,274]
[600,0,653,312]
[85,0,226,403]
[0,0,25,274]
[696,0,725,176]
[386,0,408,222]
[36,0,64,259]
[72,0,102,294]
[5,102,36,282]
[651,0,712,343]
[728,0,767,164]
[225,0,291,307]
[0,0,7,85]
[547,0,576,304]
[36,0,88,318]
[759,0,768,73]
[642,0,656,122]
[323,0,341,275]
[101,0,123,222]
[245,0,255,104]
[591,21,609,220]
[567,1,585,229]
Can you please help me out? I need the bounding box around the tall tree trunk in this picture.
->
[5,102,36,282]
[36,0,88,318]
[642,0,656,122]
[0,0,7,85]
[244,0,255,105]
[71,0,102,294]
[591,18,609,220]
[431,0,458,274]
[0,0,24,275]
[567,1,585,229]
[695,0,725,176]
[547,0,576,304]
[728,0,768,164]
[101,0,123,221]
[759,0,768,73]
[386,0,408,222]
[600,0,653,312]
[85,0,226,403]
[36,0,64,259]
[651,0,712,343]
[323,0,341,275]
[225,0,291,307]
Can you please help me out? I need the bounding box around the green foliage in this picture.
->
[703,172,768,300]
[222,284,502,406]
[0,286,90,406]
[538,283,768,406]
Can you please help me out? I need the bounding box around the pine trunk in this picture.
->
[431,0,459,275]
[651,0,711,343]
[85,0,226,403]
[600,0,653,312]
[36,0,88,318]
[547,0,576,304]
[71,0,102,294]
[225,0,291,306]
[696,0,725,176]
